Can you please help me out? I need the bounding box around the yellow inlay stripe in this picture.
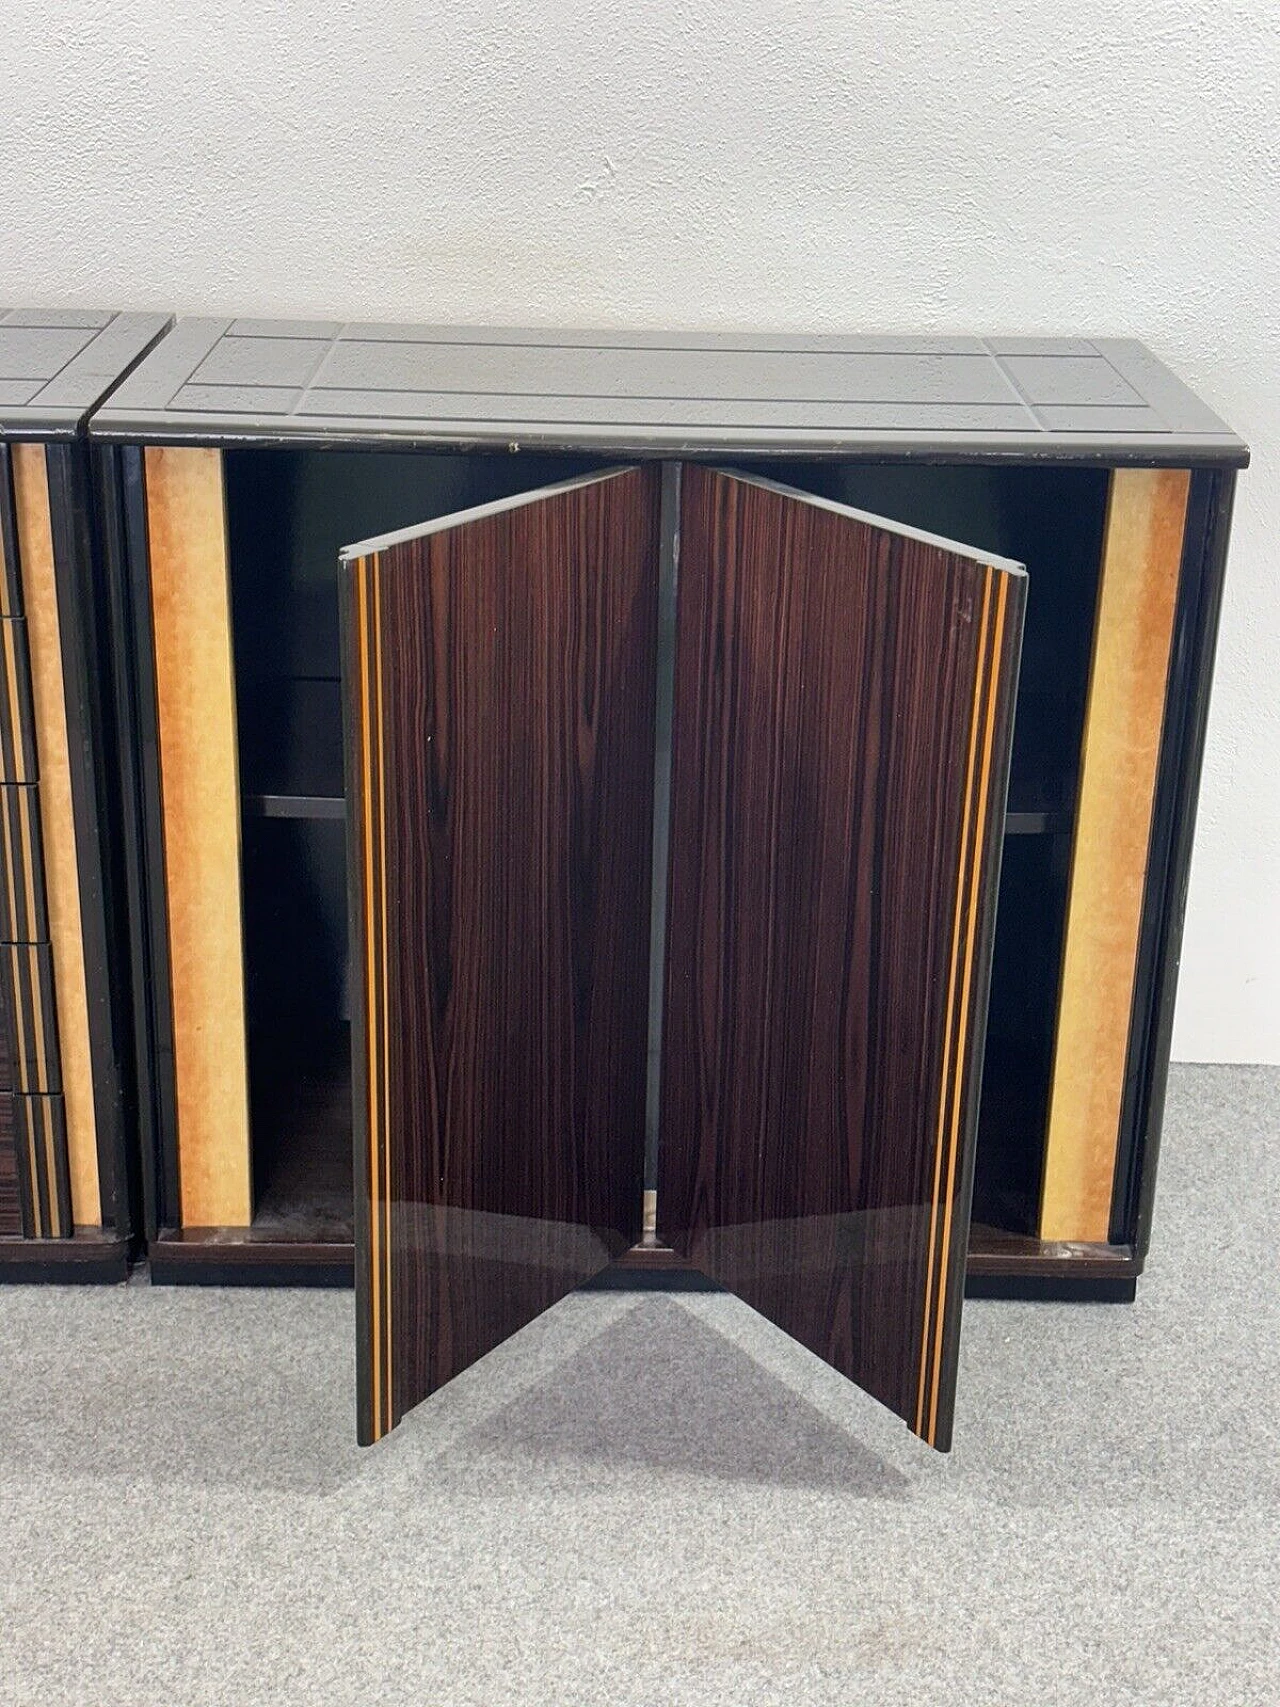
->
[29,947,48,1090]
[20,790,38,940]
[9,946,29,1088]
[373,550,392,1434]
[2,623,25,780]
[916,569,993,1437]
[2,794,20,937]
[42,1100,61,1238]
[927,571,1010,1446]
[26,1107,43,1237]
[358,556,383,1441]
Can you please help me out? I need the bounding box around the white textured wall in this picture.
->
[2,0,1277,1059]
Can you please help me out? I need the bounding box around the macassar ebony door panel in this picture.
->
[343,466,663,1444]
[344,457,1024,1450]
[656,466,1025,1450]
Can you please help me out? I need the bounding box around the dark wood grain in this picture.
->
[657,465,1024,1449]
[346,466,661,1442]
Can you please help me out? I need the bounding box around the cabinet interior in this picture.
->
[225,448,598,1232]
[222,448,1109,1246]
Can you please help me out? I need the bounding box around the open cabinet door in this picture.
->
[657,465,1025,1450]
[343,465,661,1444]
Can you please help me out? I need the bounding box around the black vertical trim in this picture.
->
[116,445,180,1234]
[0,447,23,617]
[44,442,130,1231]
[92,441,155,1246]
[931,571,1026,1450]
[1111,469,1237,1252]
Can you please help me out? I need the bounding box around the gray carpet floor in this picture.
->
[1,1063,1277,1706]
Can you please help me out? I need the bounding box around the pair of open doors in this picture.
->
[342,462,1025,1452]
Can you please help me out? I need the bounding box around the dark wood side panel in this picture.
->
[11,442,106,1230]
[657,465,1024,1450]
[346,466,661,1443]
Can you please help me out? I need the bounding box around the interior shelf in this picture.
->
[1004,810,1070,837]
[243,793,345,821]
[242,791,1070,837]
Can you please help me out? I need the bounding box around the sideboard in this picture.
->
[0,308,170,1279]
[83,321,1245,1446]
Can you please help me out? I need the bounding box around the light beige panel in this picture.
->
[144,446,252,1227]
[10,444,101,1227]
[1040,468,1191,1243]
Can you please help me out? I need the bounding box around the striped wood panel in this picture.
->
[657,467,1025,1450]
[15,1093,71,1238]
[1,941,60,1092]
[10,443,100,1225]
[1040,469,1191,1242]
[0,786,47,943]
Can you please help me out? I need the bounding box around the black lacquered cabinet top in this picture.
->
[88,318,1248,466]
[0,310,172,438]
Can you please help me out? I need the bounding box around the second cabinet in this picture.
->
[88,319,1245,1446]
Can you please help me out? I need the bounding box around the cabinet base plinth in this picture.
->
[0,1231,131,1283]
[965,1224,1140,1300]
[139,1226,1142,1302]
[149,1228,354,1287]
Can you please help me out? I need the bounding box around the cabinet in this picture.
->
[90,322,1245,1444]
[0,307,170,1279]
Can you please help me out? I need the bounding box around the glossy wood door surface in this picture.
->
[344,466,661,1443]
[657,466,1025,1450]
